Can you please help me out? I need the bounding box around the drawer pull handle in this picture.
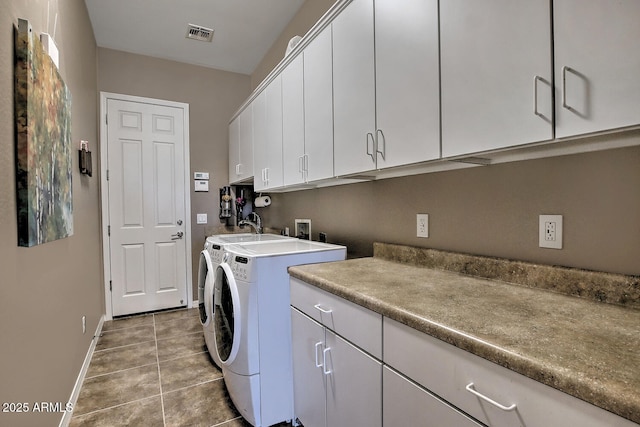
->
[314,304,333,314]
[314,342,323,368]
[322,347,332,375]
[465,383,517,412]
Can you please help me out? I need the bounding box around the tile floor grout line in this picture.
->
[70,393,163,420]
[84,361,159,380]
[161,376,225,396]
[156,349,209,364]
[153,313,168,427]
[94,338,157,353]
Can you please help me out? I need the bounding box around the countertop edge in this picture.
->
[288,265,640,424]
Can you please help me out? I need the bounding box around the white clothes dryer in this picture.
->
[213,240,346,427]
[197,233,294,366]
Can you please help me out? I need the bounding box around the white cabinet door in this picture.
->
[332,0,376,176]
[228,116,240,184]
[282,55,306,187]
[325,330,382,427]
[291,308,326,427]
[554,0,640,138]
[383,367,483,427]
[441,0,553,158]
[253,78,283,191]
[265,76,283,189]
[303,26,335,183]
[230,106,254,184]
[375,0,440,168]
[252,90,268,190]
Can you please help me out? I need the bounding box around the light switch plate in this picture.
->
[417,214,429,238]
[197,213,208,224]
[194,180,209,192]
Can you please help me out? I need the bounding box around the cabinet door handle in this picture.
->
[322,347,332,375]
[376,129,386,160]
[533,75,543,117]
[561,65,576,112]
[314,342,324,368]
[465,383,517,412]
[314,303,333,314]
[366,132,376,162]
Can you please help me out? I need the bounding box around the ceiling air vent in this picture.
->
[186,24,214,42]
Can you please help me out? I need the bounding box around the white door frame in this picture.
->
[100,92,192,320]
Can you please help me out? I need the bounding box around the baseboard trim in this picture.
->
[58,315,105,427]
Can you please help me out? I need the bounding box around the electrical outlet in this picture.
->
[417,214,429,238]
[539,215,563,249]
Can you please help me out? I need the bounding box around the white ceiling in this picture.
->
[84,0,306,75]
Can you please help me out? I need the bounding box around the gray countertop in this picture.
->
[288,245,640,424]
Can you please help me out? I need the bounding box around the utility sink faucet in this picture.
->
[239,212,263,234]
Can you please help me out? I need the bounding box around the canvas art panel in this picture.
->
[14,18,73,247]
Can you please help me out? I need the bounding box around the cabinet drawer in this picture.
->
[384,366,483,427]
[384,318,636,427]
[290,277,382,358]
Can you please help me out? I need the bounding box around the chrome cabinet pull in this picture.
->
[314,342,323,368]
[561,65,576,111]
[465,383,516,412]
[366,132,376,162]
[376,129,386,160]
[314,303,333,314]
[533,75,543,117]
[322,347,332,375]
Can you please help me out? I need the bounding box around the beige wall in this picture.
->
[97,48,251,297]
[251,0,336,89]
[0,1,102,426]
[261,140,640,275]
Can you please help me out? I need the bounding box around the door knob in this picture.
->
[171,231,184,240]
[177,219,183,225]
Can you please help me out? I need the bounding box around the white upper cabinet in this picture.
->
[254,77,284,191]
[303,26,335,183]
[554,0,640,139]
[229,105,254,184]
[374,0,440,168]
[282,54,306,187]
[333,0,440,176]
[332,0,376,176]
[440,0,553,158]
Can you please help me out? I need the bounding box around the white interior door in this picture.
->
[105,96,189,317]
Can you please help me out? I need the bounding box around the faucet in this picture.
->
[238,212,263,234]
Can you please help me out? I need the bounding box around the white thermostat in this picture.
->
[194,172,209,180]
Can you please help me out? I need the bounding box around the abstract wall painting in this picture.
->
[14,18,73,247]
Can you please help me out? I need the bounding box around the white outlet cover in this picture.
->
[539,215,563,249]
[417,214,429,238]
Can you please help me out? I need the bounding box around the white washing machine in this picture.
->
[213,240,346,427]
[197,233,294,366]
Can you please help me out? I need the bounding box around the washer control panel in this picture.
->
[230,255,252,282]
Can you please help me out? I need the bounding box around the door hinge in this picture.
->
[107,225,111,236]
[106,114,108,125]
[109,280,112,291]
[106,169,109,181]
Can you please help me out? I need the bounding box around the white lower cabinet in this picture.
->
[291,308,382,427]
[290,277,382,427]
[383,366,483,427]
[384,317,637,427]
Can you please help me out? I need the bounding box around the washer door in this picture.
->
[214,263,241,366]
[197,250,214,327]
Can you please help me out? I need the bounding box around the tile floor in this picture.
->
[70,308,285,427]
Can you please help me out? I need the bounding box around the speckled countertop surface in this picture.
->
[288,244,640,424]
